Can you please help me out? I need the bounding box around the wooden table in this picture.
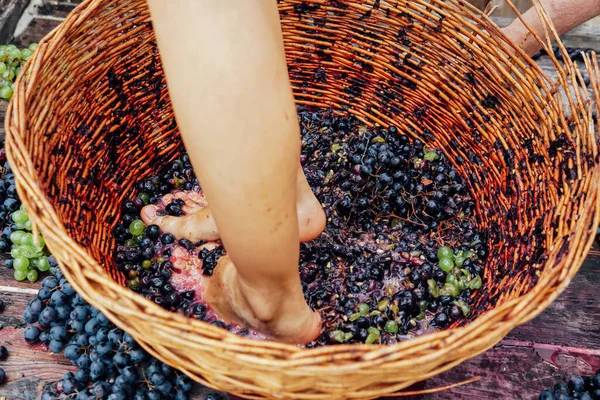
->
[1,2,599,400]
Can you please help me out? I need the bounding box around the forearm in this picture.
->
[502,0,600,55]
[147,0,301,289]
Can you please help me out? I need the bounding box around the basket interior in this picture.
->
[25,0,597,326]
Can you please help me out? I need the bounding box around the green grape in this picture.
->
[14,222,27,230]
[0,86,13,100]
[6,44,17,50]
[16,245,35,259]
[365,327,381,344]
[423,151,439,161]
[14,269,27,281]
[125,239,139,248]
[437,246,454,260]
[35,256,51,272]
[10,230,26,244]
[24,220,33,231]
[384,320,399,334]
[28,43,38,51]
[438,257,454,272]
[328,330,345,343]
[27,269,38,282]
[469,275,483,290]
[0,62,6,75]
[141,260,152,269]
[454,254,467,267]
[11,210,28,224]
[138,193,150,204]
[10,247,20,258]
[129,219,145,236]
[8,49,22,60]
[357,303,370,315]
[21,49,32,59]
[14,256,30,271]
[445,273,458,286]
[442,282,460,297]
[22,232,34,246]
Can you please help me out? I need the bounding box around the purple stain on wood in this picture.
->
[502,339,600,372]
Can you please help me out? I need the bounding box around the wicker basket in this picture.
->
[5,0,600,398]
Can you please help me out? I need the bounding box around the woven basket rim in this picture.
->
[4,0,600,396]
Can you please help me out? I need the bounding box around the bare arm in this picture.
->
[502,0,600,56]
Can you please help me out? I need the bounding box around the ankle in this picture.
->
[235,275,306,324]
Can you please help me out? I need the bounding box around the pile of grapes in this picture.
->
[5,206,53,282]
[19,269,199,399]
[1,262,227,399]
[112,107,488,346]
[539,373,600,400]
[0,43,37,100]
[0,160,54,283]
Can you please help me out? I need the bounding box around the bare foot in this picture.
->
[169,244,320,343]
[141,191,219,241]
[141,168,326,243]
[204,256,322,344]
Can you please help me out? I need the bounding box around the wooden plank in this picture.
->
[410,342,600,400]
[506,252,600,349]
[36,1,76,19]
[0,0,31,43]
[0,265,45,292]
[10,17,61,48]
[0,327,76,400]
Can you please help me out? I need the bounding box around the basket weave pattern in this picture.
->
[5,0,600,398]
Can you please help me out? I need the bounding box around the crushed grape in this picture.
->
[112,107,488,346]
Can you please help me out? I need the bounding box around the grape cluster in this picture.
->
[0,161,52,283]
[0,43,37,100]
[0,155,53,283]
[21,267,226,399]
[296,107,486,345]
[107,106,486,346]
[3,206,52,282]
[539,373,600,400]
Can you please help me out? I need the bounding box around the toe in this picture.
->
[187,191,208,206]
[140,205,161,225]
